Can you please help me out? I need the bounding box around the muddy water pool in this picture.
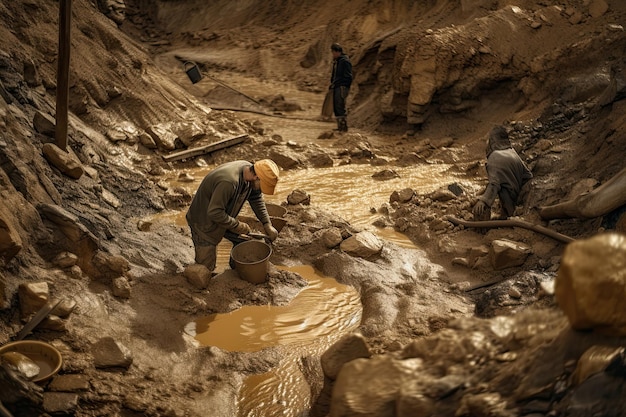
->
[185,265,361,416]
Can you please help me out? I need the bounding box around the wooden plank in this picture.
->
[162,134,249,162]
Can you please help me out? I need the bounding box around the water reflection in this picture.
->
[190,265,362,417]
[193,265,361,352]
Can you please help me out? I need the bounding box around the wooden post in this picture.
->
[55,0,72,151]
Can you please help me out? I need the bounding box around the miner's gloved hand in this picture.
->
[472,200,489,220]
[263,223,279,242]
[233,221,252,235]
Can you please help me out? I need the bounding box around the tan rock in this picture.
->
[42,143,84,179]
[572,345,623,385]
[589,0,609,18]
[390,188,414,203]
[184,264,211,289]
[556,233,626,334]
[287,189,310,205]
[33,111,55,137]
[18,282,49,318]
[92,337,133,369]
[43,392,79,414]
[146,124,177,150]
[321,228,343,249]
[112,276,131,299]
[330,355,423,417]
[53,251,78,268]
[0,272,8,309]
[321,332,371,380]
[0,215,22,263]
[490,239,531,270]
[396,379,435,417]
[340,231,383,259]
[49,374,90,392]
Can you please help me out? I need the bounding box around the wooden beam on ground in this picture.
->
[162,134,249,162]
[446,216,575,244]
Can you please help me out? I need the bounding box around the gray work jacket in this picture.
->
[185,161,271,245]
[480,149,533,207]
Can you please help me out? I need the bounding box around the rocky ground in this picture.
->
[1,0,626,416]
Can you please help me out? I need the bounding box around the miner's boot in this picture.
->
[339,117,348,132]
[333,118,342,131]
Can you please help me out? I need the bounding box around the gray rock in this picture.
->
[49,374,90,392]
[43,392,79,414]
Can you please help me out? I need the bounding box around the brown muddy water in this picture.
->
[185,265,361,416]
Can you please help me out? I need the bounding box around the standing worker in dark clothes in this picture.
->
[186,159,280,273]
[330,43,353,132]
[473,126,533,220]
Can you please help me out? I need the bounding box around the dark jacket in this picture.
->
[331,54,353,88]
[479,148,533,207]
[186,161,270,245]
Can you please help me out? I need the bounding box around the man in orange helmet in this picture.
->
[186,159,280,272]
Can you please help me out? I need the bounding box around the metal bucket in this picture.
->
[184,61,202,84]
[230,240,272,284]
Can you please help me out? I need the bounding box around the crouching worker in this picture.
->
[186,159,280,272]
[473,126,533,221]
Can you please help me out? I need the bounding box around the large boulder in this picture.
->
[321,332,371,380]
[330,355,423,417]
[556,233,626,335]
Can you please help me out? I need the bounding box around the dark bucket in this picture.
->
[184,61,202,84]
[230,240,272,284]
